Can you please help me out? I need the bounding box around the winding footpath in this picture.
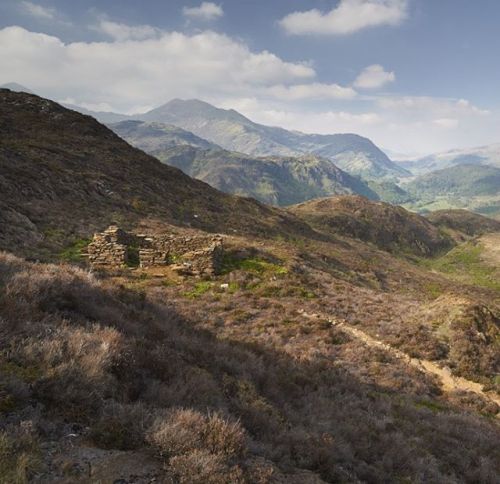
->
[315,313,500,411]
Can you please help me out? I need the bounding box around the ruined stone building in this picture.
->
[87,226,223,277]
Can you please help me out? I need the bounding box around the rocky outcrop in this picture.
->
[88,226,223,276]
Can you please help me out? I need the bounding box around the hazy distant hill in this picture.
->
[110,120,219,151]
[111,120,378,205]
[407,164,500,198]
[11,90,406,180]
[399,143,500,175]
[0,82,33,93]
[366,180,413,204]
[403,164,500,218]
[63,103,131,123]
[136,99,408,180]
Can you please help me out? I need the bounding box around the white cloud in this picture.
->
[218,97,381,133]
[267,82,357,100]
[0,26,314,112]
[94,20,160,41]
[1,23,496,155]
[183,2,224,21]
[279,0,408,36]
[20,1,56,20]
[377,95,489,117]
[354,64,395,89]
[433,118,459,129]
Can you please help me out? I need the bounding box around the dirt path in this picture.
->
[304,311,500,410]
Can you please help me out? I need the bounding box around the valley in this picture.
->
[2,2,500,481]
[0,90,499,483]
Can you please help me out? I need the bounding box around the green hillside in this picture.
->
[404,164,500,217]
[111,121,379,206]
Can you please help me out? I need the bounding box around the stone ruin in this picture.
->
[87,225,224,277]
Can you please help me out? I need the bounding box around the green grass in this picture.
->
[415,399,447,413]
[221,254,287,276]
[422,282,444,299]
[420,241,500,291]
[183,281,213,298]
[59,238,90,263]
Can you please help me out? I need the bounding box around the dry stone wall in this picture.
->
[88,226,223,276]
[87,226,137,267]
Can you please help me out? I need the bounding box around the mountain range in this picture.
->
[3,83,498,218]
[106,102,499,215]
[54,95,407,181]
[136,99,410,180]
[402,164,500,218]
[111,120,378,205]
[398,143,500,175]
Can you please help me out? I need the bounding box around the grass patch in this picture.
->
[420,241,500,291]
[59,238,90,263]
[221,254,287,276]
[183,281,213,298]
[415,399,447,413]
[422,282,444,299]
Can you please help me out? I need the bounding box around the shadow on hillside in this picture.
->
[0,252,498,483]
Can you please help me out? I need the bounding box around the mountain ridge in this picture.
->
[136,98,409,179]
[0,89,317,259]
[0,85,408,180]
[110,120,379,205]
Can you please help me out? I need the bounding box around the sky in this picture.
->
[0,0,499,156]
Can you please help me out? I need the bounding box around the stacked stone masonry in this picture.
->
[87,225,224,276]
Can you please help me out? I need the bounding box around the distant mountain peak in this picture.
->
[135,99,406,179]
[0,82,33,94]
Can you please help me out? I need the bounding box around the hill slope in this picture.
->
[1,90,500,484]
[289,195,453,256]
[407,164,500,198]
[135,99,409,180]
[427,209,500,239]
[403,164,500,217]
[0,89,315,259]
[109,120,219,150]
[111,120,378,206]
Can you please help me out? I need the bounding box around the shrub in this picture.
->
[147,409,246,460]
[89,401,154,450]
[0,424,41,484]
[169,450,244,484]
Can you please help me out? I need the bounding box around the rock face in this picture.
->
[88,226,224,276]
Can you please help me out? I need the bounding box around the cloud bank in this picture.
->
[0,20,494,154]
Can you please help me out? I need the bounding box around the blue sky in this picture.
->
[0,0,499,155]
